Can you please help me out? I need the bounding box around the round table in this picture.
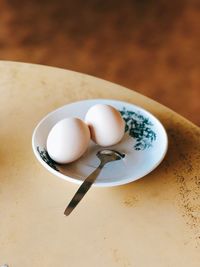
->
[0,61,199,266]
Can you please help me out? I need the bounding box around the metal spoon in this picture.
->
[64,149,125,216]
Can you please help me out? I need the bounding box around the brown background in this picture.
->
[0,0,199,125]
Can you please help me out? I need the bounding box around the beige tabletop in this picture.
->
[0,61,199,267]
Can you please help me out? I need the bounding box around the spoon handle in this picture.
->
[64,163,104,216]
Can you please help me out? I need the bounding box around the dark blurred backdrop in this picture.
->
[0,0,199,125]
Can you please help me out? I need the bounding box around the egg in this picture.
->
[46,118,90,164]
[85,104,125,146]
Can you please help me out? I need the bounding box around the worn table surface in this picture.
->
[0,61,199,266]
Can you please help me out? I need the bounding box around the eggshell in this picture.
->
[47,118,90,164]
[85,104,125,146]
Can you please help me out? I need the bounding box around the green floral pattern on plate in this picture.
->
[37,146,59,171]
[120,108,156,150]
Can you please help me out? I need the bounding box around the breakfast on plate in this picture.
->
[46,104,125,164]
[33,99,167,187]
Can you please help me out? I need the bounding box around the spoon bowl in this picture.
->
[97,149,125,165]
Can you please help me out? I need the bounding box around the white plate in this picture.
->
[32,99,168,187]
